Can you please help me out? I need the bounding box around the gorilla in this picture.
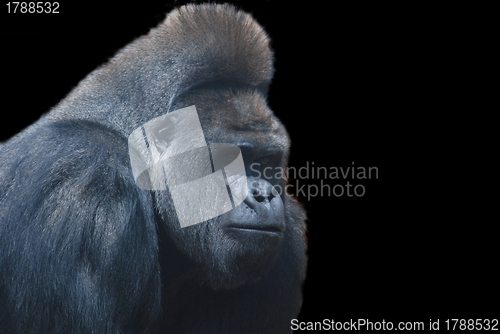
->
[0,4,307,333]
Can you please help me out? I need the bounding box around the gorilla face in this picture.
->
[154,88,290,290]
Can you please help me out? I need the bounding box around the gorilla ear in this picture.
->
[151,3,274,91]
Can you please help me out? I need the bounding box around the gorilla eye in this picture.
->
[261,157,269,165]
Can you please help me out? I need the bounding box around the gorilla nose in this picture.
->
[246,178,279,205]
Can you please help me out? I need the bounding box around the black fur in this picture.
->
[0,4,307,333]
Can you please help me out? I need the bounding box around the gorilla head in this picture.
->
[148,5,294,290]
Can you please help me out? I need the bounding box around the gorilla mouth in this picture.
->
[225,225,283,234]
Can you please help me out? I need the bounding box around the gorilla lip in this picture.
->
[225,224,283,234]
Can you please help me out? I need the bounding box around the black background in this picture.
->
[1,0,497,328]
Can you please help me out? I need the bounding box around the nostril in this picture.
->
[253,191,268,203]
[249,180,278,203]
